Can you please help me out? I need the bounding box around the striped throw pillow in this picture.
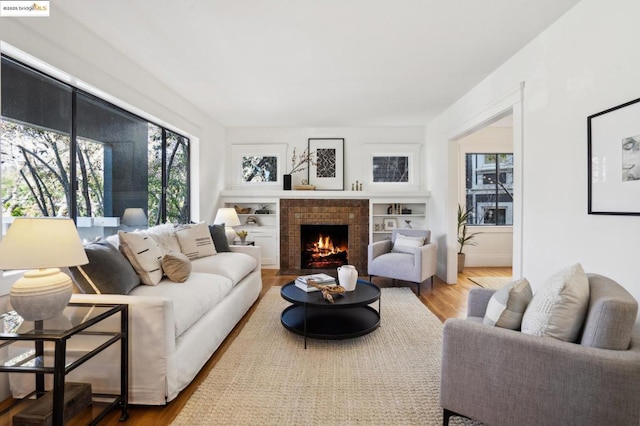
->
[118,230,164,286]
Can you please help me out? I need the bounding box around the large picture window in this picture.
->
[465,153,513,226]
[1,55,190,238]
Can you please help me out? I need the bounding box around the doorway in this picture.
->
[445,83,524,284]
[458,116,514,269]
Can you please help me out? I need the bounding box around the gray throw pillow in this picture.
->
[483,278,533,329]
[209,223,231,252]
[69,240,140,294]
[521,263,590,342]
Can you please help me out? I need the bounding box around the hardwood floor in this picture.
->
[32,267,511,425]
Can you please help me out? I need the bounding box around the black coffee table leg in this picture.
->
[304,303,307,349]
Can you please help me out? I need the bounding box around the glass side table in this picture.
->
[0,302,128,425]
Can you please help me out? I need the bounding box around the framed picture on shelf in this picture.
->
[588,97,640,215]
[383,218,398,230]
[308,138,344,190]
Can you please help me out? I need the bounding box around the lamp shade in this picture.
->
[214,208,241,227]
[121,208,148,227]
[0,217,88,270]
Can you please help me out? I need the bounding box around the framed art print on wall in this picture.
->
[308,138,344,190]
[230,144,287,188]
[364,143,421,189]
[588,97,640,215]
[372,155,409,183]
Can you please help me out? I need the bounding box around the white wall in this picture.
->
[0,14,227,223]
[458,126,513,267]
[426,0,640,303]
[225,126,426,190]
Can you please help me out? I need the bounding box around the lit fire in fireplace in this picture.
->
[305,234,347,268]
[301,224,349,269]
[309,234,346,259]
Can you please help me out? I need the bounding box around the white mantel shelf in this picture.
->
[220,189,431,200]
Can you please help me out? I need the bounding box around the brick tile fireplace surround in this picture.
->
[280,199,369,274]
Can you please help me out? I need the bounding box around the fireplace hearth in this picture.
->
[301,224,348,269]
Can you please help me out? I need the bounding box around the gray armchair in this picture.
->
[441,273,640,426]
[367,229,436,296]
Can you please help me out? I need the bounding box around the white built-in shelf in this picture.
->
[220,189,431,265]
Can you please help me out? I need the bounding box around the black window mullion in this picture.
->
[494,155,499,222]
[186,138,191,222]
[70,90,78,222]
[161,128,167,224]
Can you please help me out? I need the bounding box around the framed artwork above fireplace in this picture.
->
[308,138,344,190]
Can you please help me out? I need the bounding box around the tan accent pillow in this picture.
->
[521,263,590,342]
[162,252,192,283]
[118,231,163,286]
[174,222,217,260]
[483,278,533,329]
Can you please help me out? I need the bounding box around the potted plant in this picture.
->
[236,230,248,244]
[457,204,480,273]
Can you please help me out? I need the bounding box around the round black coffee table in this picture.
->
[280,279,381,348]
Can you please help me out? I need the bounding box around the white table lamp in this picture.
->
[121,208,148,227]
[0,218,89,321]
[214,208,241,244]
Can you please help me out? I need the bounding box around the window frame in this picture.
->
[464,152,514,227]
[1,54,190,225]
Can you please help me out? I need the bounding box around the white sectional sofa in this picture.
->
[10,223,262,405]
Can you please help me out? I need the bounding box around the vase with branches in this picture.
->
[457,204,481,272]
[283,148,316,190]
[287,147,316,174]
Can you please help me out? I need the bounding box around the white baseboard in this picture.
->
[464,253,513,267]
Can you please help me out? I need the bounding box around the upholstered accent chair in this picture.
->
[367,229,436,296]
[441,273,640,426]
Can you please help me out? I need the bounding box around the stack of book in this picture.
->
[295,273,337,292]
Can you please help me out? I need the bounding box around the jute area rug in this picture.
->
[468,276,513,290]
[172,287,476,425]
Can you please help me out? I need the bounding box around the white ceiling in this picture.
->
[56,0,581,127]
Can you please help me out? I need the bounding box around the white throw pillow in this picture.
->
[521,263,590,342]
[174,222,217,260]
[483,278,533,329]
[145,223,181,255]
[393,234,425,249]
[118,230,164,286]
